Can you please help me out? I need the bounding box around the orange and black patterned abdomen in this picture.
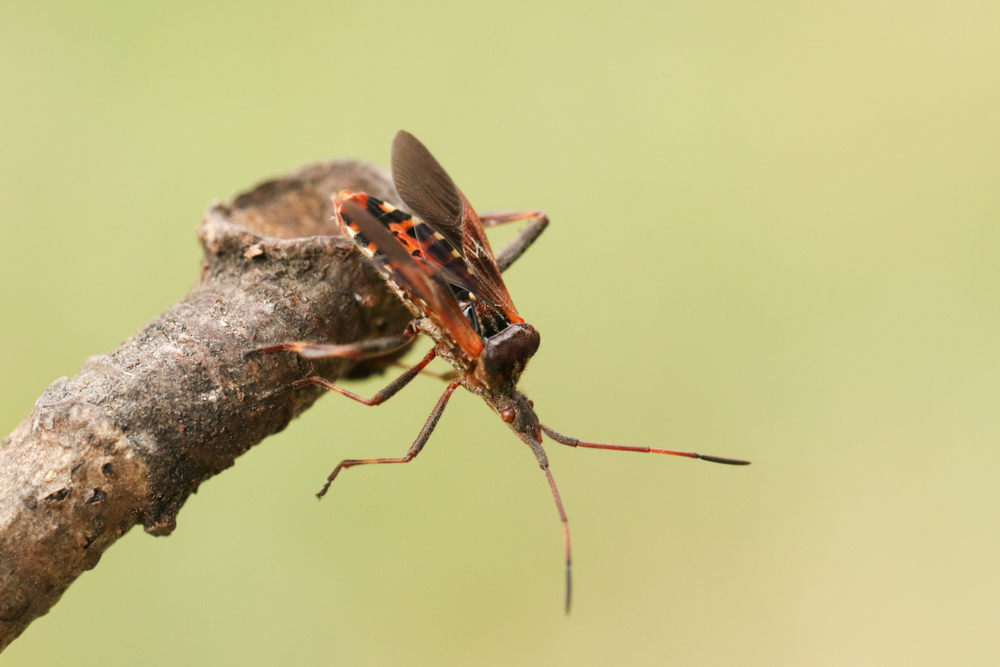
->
[336,191,513,340]
[337,191,469,288]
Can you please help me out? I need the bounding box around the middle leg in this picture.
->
[315,379,463,498]
[290,347,438,407]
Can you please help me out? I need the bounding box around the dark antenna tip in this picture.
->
[565,566,572,615]
[697,454,751,465]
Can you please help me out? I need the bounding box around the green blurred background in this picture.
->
[2,1,998,665]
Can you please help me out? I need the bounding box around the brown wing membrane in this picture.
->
[340,200,483,358]
[392,130,522,323]
[391,130,464,250]
[457,191,521,322]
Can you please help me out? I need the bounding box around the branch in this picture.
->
[0,160,415,651]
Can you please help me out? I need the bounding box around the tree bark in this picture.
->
[0,160,414,651]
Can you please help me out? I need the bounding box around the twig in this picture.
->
[0,160,414,651]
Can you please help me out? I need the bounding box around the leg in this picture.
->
[290,348,437,406]
[478,209,546,228]
[478,210,549,273]
[540,425,751,465]
[254,319,420,360]
[389,359,459,382]
[315,379,462,498]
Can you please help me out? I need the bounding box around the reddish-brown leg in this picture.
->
[255,319,420,360]
[478,209,546,227]
[478,210,550,273]
[388,359,459,382]
[290,348,438,407]
[315,379,463,498]
[540,425,751,465]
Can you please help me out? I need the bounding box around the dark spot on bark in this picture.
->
[102,463,114,476]
[86,488,107,504]
[23,496,38,510]
[45,488,69,502]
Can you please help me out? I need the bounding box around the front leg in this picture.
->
[254,319,420,360]
[289,348,438,407]
[389,359,460,382]
[478,210,550,273]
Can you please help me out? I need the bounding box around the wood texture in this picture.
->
[0,160,414,651]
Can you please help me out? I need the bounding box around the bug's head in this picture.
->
[477,323,540,391]
[489,390,543,447]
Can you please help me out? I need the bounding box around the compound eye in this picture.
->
[500,408,516,423]
[528,399,534,408]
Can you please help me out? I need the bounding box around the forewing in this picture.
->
[391,130,464,250]
[337,198,484,358]
[391,131,522,323]
[457,191,521,322]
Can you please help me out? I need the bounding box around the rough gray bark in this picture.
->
[0,160,414,652]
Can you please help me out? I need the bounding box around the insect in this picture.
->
[260,130,749,612]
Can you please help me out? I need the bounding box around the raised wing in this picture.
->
[335,196,483,359]
[390,130,522,323]
[456,190,520,321]
[391,130,464,250]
